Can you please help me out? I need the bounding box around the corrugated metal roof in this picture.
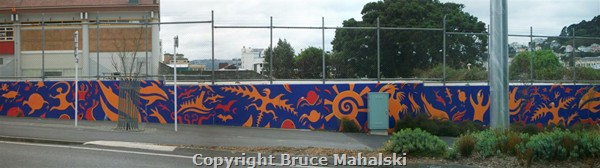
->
[0,0,158,8]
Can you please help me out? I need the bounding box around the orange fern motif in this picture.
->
[221,85,296,127]
[470,90,490,122]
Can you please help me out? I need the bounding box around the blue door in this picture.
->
[368,92,389,131]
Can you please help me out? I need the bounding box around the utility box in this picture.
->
[368,92,389,135]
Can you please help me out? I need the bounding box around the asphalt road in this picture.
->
[0,141,195,168]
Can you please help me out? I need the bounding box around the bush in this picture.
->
[524,129,576,161]
[385,128,448,157]
[473,129,499,158]
[340,118,360,133]
[455,134,477,157]
[394,113,485,137]
[511,123,542,135]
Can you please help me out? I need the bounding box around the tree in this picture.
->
[331,0,488,78]
[549,15,600,48]
[509,50,565,81]
[110,27,146,78]
[263,39,295,78]
[295,47,328,78]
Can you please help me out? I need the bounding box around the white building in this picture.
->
[576,56,600,70]
[240,46,265,74]
[0,0,161,78]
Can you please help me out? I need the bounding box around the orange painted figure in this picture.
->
[532,97,574,126]
[49,84,75,111]
[1,87,19,101]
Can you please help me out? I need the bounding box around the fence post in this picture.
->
[269,16,273,85]
[529,26,534,85]
[42,13,45,81]
[322,17,326,84]
[442,15,447,86]
[572,28,576,84]
[377,17,381,83]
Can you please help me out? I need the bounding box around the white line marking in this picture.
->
[0,140,190,159]
[0,141,330,167]
[84,141,176,152]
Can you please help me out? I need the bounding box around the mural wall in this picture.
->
[1,80,599,132]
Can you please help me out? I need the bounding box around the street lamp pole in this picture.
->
[74,31,79,127]
[173,35,178,132]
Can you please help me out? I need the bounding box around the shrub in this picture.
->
[394,113,485,137]
[455,134,477,157]
[340,118,360,133]
[525,129,582,161]
[385,128,448,157]
[511,123,542,135]
[473,129,499,158]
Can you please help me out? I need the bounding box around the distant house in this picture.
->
[576,56,600,69]
[240,46,265,74]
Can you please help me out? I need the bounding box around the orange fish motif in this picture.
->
[578,87,600,113]
[434,90,446,107]
[139,82,168,106]
[98,81,119,121]
[420,93,449,120]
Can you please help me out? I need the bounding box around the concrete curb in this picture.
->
[0,135,84,146]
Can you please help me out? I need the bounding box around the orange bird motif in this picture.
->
[215,100,237,113]
[379,84,408,122]
[578,87,600,113]
[1,87,19,101]
[299,110,323,125]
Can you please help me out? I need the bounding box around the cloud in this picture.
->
[160,0,599,60]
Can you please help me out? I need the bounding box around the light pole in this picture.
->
[74,31,79,127]
[173,35,178,132]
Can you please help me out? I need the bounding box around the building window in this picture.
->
[0,27,14,41]
[44,71,62,77]
[0,57,3,65]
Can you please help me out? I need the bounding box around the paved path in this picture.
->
[0,116,388,150]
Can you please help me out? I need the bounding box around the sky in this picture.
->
[159,0,600,60]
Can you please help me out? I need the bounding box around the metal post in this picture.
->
[442,15,447,86]
[529,26,534,84]
[211,11,215,85]
[174,35,178,132]
[377,17,381,83]
[489,0,510,129]
[322,17,326,84]
[572,28,576,84]
[269,16,273,85]
[145,15,149,79]
[42,13,45,81]
[96,14,100,80]
[74,31,79,127]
